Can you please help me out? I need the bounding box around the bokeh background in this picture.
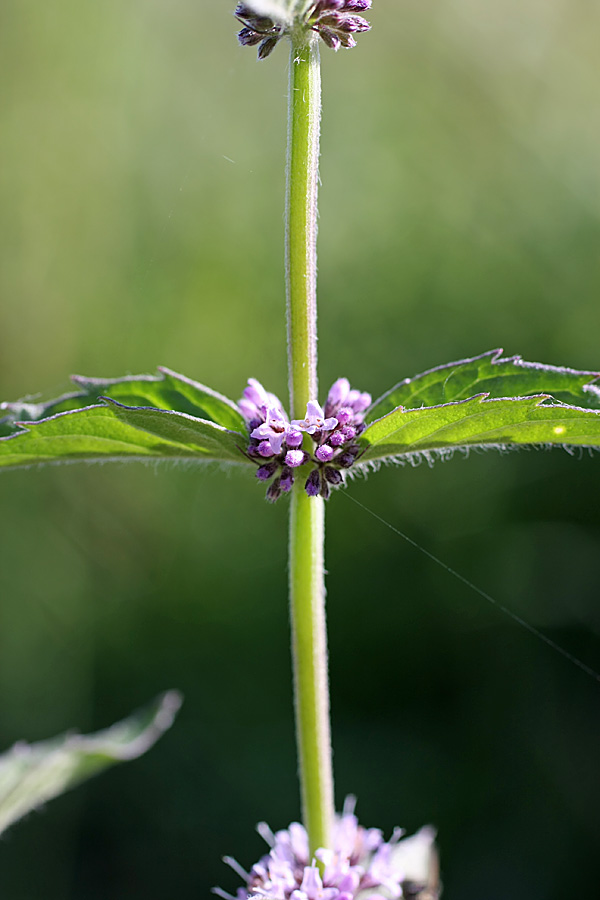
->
[1,0,599,897]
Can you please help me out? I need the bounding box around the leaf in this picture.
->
[0,691,182,836]
[366,350,600,422]
[359,394,600,464]
[0,402,252,470]
[1,367,246,435]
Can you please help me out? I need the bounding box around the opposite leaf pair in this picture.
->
[1,351,600,500]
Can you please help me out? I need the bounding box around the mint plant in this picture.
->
[1,1,599,895]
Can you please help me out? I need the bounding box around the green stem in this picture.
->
[286,31,321,419]
[289,490,332,856]
[286,33,334,855]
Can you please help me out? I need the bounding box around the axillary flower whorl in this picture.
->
[234,1,371,60]
[238,377,371,502]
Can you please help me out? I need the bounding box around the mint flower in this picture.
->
[252,408,292,455]
[239,378,287,426]
[291,401,338,437]
[213,797,439,900]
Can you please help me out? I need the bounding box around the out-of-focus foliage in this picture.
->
[0,1,599,898]
[0,692,181,836]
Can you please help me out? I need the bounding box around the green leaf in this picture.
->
[0,691,182,836]
[1,367,246,435]
[366,350,600,422]
[0,402,252,470]
[359,394,600,464]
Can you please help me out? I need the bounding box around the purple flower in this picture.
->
[213,798,439,900]
[252,407,291,455]
[292,401,338,437]
[324,379,371,421]
[239,378,287,424]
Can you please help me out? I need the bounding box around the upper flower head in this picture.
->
[235,0,371,59]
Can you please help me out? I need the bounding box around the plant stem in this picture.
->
[289,490,332,856]
[286,32,334,856]
[286,31,320,419]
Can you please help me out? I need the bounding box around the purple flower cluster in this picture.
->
[213,797,439,900]
[239,378,370,502]
[234,1,371,60]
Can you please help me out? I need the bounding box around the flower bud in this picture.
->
[256,462,278,481]
[266,478,282,503]
[305,469,321,497]
[336,407,353,426]
[258,441,276,458]
[285,449,306,468]
[238,26,264,46]
[324,467,343,485]
[330,431,346,447]
[286,429,303,448]
[258,36,279,59]
[315,444,335,463]
[279,466,295,493]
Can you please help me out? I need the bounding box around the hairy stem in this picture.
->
[286,31,321,419]
[286,32,334,855]
[289,490,333,856]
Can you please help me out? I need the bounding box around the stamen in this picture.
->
[212,888,237,900]
[223,856,251,881]
[257,821,276,847]
[342,794,357,816]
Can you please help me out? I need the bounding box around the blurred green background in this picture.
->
[1,0,599,897]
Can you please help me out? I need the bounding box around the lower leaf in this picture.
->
[0,691,182,836]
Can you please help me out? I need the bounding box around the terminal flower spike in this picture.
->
[235,1,371,59]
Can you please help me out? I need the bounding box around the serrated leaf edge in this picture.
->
[367,349,600,419]
[0,400,253,469]
[360,392,600,456]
